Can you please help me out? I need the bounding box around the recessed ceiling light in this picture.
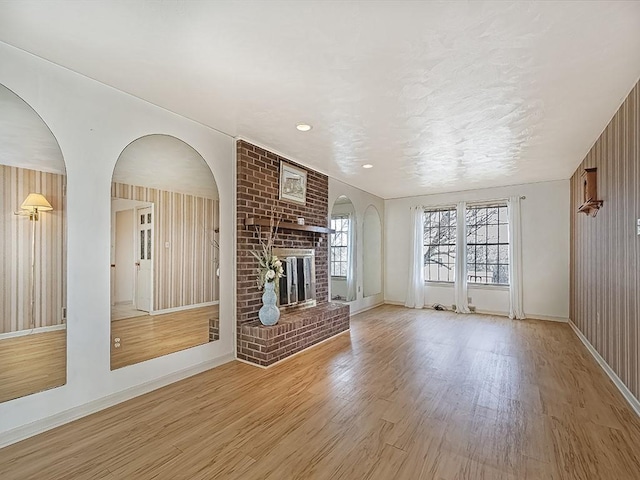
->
[362,164,373,169]
[296,124,312,132]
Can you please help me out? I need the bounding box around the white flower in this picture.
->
[272,255,278,261]
[265,269,276,280]
[274,259,282,268]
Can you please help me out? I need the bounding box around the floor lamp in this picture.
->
[15,193,53,328]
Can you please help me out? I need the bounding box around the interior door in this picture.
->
[135,206,153,312]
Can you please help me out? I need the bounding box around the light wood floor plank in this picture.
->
[2,305,640,479]
[110,305,218,369]
[0,329,66,403]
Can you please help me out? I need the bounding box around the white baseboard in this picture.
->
[350,302,384,316]
[383,300,406,307]
[475,309,568,323]
[569,320,640,418]
[152,301,219,316]
[0,324,66,340]
[382,302,568,323]
[0,352,235,449]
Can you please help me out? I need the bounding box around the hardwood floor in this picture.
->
[2,305,640,479]
[111,305,218,370]
[0,329,66,403]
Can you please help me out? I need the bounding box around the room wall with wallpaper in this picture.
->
[0,165,66,333]
[112,182,219,311]
[570,79,639,404]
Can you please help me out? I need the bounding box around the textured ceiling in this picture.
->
[0,84,65,174]
[0,1,639,198]
[114,135,218,199]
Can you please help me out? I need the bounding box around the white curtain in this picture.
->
[405,206,425,309]
[454,201,470,313]
[346,214,357,301]
[507,196,525,319]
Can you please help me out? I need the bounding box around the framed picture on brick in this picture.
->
[279,161,307,205]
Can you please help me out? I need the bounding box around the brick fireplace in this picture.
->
[236,140,349,366]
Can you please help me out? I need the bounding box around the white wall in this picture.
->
[114,209,135,304]
[328,178,385,314]
[362,206,383,297]
[385,180,570,321]
[0,42,236,443]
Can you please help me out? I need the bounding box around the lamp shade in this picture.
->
[20,193,53,212]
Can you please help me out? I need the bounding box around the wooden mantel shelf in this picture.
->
[244,217,333,234]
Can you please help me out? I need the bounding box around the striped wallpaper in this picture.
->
[1,165,66,334]
[112,182,219,311]
[570,79,639,403]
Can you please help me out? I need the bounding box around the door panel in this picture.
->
[135,206,153,312]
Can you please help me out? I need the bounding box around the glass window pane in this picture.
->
[140,230,145,260]
[466,245,475,264]
[147,229,151,259]
[476,226,487,243]
[477,245,487,264]
[487,245,498,264]
[487,225,499,243]
[499,245,509,263]
[499,206,508,224]
[499,225,508,243]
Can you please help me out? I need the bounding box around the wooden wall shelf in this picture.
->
[578,168,603,217]
[244,217,333,234]
[578,200,603,217]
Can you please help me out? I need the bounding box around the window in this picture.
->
[423,208,457,282]
[466,205,509,285]
[330,215,349,277]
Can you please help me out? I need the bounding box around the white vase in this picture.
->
[258,281,280,326]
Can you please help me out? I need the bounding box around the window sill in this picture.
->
[423,281,509,291]
[469,283,509,291]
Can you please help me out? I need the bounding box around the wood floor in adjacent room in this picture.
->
[2,305,640,479]
[110,305,218,370]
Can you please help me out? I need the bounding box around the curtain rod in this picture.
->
[411,196,526,210]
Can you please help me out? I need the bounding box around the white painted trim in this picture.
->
[0,324,66,340]
[475,309,568,323]
[569,320,640,418]
[350,302,384,315]
[382,302,568,323]
[384,300,406,306]
[0,353,235,449]
[231,140,238,359]
[524,314,568,323]
[151,301,219,316]
[238,329,351,370]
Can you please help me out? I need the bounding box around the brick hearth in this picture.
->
[236,140,349,366]
[238,302,349,366]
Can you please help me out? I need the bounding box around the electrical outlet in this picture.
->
[467,297,472,304]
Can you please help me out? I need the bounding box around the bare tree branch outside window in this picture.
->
[422,205,510,285]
